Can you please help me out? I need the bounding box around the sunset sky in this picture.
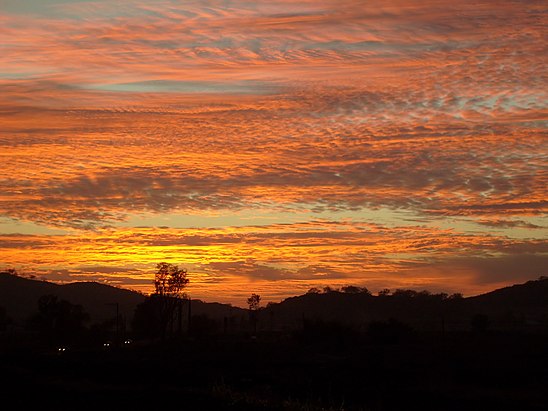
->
[1,0,546,305]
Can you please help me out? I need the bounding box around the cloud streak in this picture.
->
[1,0,546,303]
[1,220,545,302]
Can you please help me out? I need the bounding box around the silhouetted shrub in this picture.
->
[341,285,371,295]
[378,288,391,296]
[132,296,163,338]
[28,294,89,345]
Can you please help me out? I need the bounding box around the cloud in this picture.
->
[476,218,544,230]
[1,0,545,302]
[420,254,548,287]
[1,220,545,299]
[1,79,545,227]
[202,260,293,281]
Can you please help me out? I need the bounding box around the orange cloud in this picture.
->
[1,221,545,304]
[1,1,546,303]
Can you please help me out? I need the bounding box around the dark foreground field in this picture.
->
[2,331,547,411]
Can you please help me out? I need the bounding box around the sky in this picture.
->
[0,0,546,306]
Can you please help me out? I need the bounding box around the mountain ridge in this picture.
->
[0,272,246,326]
[1,271,546,331]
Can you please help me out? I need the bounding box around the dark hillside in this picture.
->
[261,278,548,332]
[0,272,245,326]
[0,273,145,324]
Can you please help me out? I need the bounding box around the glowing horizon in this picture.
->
[1,0,546,306]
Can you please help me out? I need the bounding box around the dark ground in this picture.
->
[1,330,547,411]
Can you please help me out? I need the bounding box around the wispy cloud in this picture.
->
[1,220,545,302]
[1,0,546,303]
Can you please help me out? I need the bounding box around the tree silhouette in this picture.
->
[134,263,189,340]
[247,293,261,311]
[247,294,261,335]
[341,285,371,294]
[132,297,163,339]
[153,262,189,339]
[154,262,189,298]
[30,294,89,345]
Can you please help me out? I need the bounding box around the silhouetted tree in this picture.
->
[341,285,371,295]
[2,268,18,276]
[247,293,261,311]
[30,295,89,345]
[154,262,189,298]
[155,262,189,339]
[132,296,164,339]
[133,263,189,340]
[393,289,418,298]
[247,294,261,335]
[378,288,391,296]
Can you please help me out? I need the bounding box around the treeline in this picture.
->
[1,267,547,353]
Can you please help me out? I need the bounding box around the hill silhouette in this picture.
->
[467,277,548,311]
[0,273,145,325]
[1,271,546,333]
[260,277,548,332]
[1,272,547,410]
[0,272,246,327]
